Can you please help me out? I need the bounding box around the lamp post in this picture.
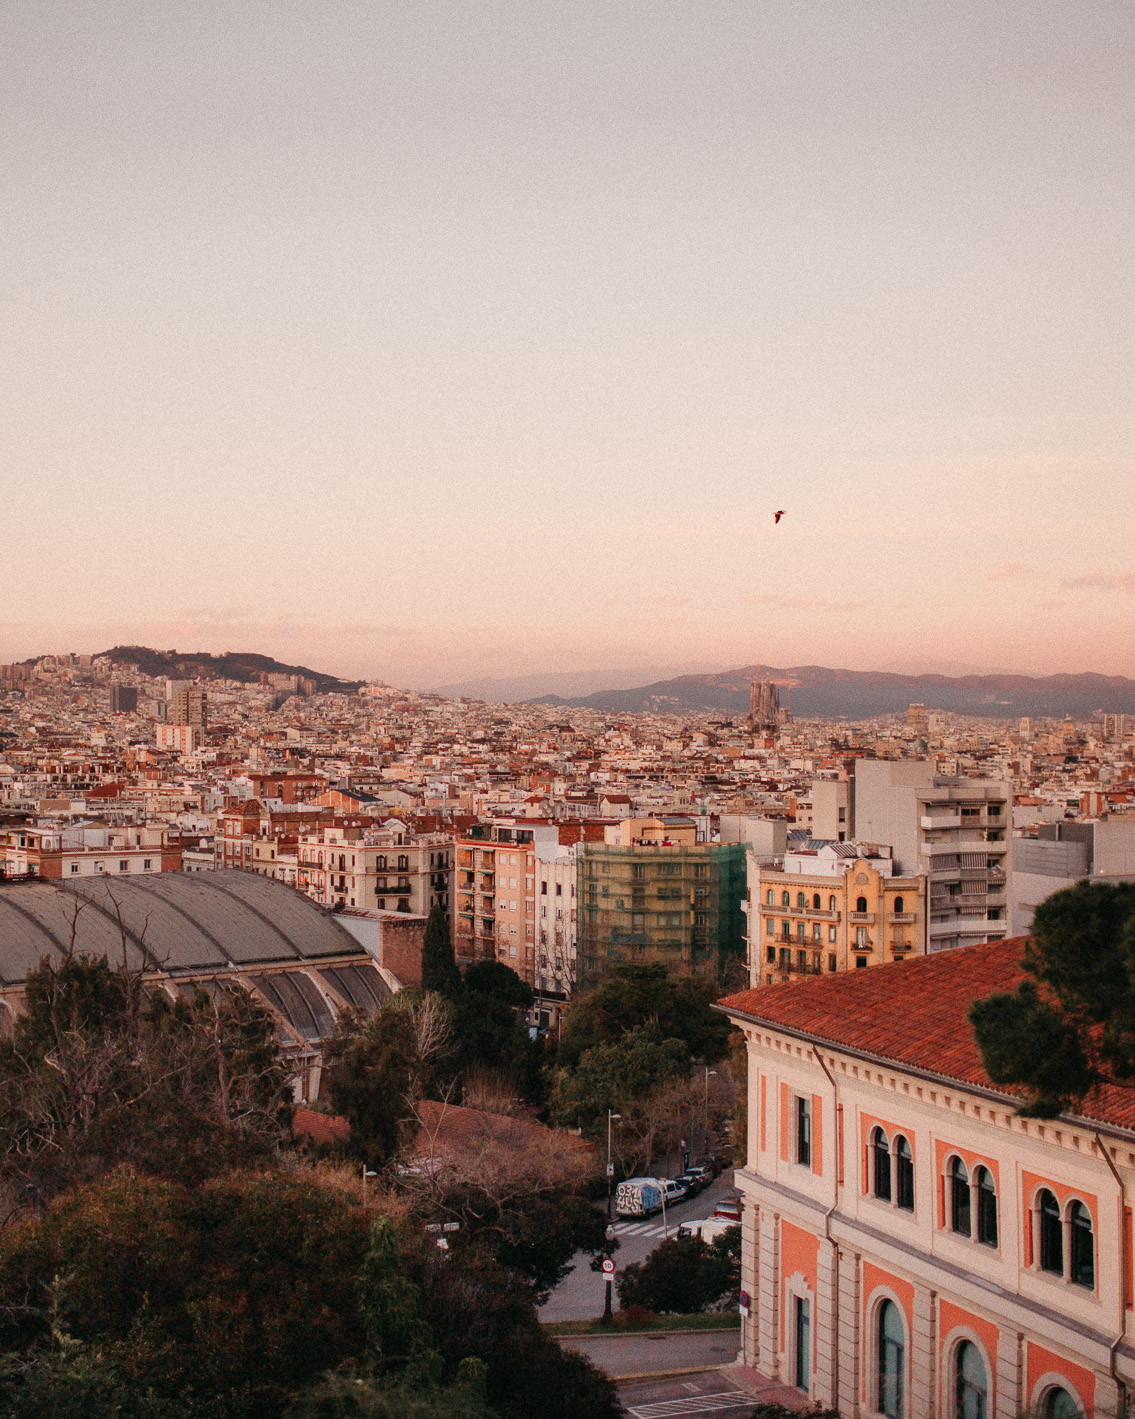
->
[361,1164,377,1204]
[704,1067,717,1154]
[606,1110,621,1220]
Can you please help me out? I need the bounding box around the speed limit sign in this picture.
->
[601,1257,616,1275]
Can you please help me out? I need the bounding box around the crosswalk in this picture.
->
[625,1391,754,1417]
[611,1219,677,1238]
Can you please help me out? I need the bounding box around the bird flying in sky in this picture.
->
[773,510,786,524]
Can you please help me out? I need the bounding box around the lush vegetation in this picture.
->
[970,881,1135,1116]
[615,1226,740,1315]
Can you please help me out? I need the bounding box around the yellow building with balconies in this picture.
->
[744,840,927,987]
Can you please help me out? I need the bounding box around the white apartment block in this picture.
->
[297,825,452,915]
[852,761,1010,952]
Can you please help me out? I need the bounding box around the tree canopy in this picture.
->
[556,964,731,1072]
[421,906,463,1002]
[969,881,1135,1117]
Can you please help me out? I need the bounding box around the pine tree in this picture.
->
[420,904,462,1001]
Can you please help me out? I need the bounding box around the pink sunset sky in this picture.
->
[2,3,1132,689]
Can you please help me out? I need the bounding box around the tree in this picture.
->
[0,955,293,1211]
[557,964,731,1072]
[323,1003,424,1165]
[421,906,462,1001]
[552,1025,696,1175]
[454,962,541,1105]
[616,1226,740,1314]
[969,881,1135,1117]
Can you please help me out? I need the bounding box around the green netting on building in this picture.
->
[576,841,746,990]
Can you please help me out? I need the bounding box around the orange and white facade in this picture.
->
[719,941,1135,1418]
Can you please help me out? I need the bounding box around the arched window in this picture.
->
[872,1128,891,1201]
[1039,1190,1062,1274]
[955,1340,988,1419]
[857,896,868,913]
[781,890,791,907]
[797,891,806,909]
[975,1167,997,1246]
[950,1158,971,1236]
[895,1136,914,1212]
[1070,1200,1094,1288]
[894,896,904,914]
[1043,1388,1082,1419]
[828,895,837,912]
[812,893,821,909]
[766,889,774,904]
[877,1299,904,1419]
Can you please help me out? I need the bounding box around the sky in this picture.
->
[2,1,1133,689]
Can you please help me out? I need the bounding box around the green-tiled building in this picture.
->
[577,825,746,990]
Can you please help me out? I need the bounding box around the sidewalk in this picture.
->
[722,1361,819,1411]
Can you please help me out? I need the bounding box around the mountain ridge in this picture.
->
[97,646,362,695]
[529,663,1135,719]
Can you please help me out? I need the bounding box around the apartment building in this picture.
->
[1,822,181,878]
[1011,817,1135,935]
[533,841,577,999]
[170,686,207,729]
[156,724,201,753]
[296,823,452,915]
[853,761,1011,951]
[719,941,1131,1416]
[453,822,537,982]
[744,839,927,986]
[576,816,746,991]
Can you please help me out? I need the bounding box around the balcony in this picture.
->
[888,912,915,924]
[849,911,875,924]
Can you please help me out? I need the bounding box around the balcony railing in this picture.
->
[888,912,916,924]
[849,911,875,923]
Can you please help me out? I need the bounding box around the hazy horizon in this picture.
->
[4,3,1133,686]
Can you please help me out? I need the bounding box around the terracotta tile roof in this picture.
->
[293,1107,351,1145]
[717,939,1135,1135]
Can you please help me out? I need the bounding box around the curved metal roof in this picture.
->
[0,871,362,984]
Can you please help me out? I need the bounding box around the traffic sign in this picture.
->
[601,1257,616,1275]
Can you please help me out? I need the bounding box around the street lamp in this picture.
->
[606,1111,621,1220]
[360,1164,377,1204]
[704,1068,717,1154]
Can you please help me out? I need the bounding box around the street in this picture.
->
[538,1169,738,1324]
[560,1327,741,1379]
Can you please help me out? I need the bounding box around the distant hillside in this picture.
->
[98,646,362,695]
[432,663,721,702]
[533,664,1135,720]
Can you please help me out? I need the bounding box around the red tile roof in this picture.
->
[718,939,1135,1135]
[293,1107,351,1145]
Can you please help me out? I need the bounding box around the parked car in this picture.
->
[680,1169,707,1197]
[615,1177,665,1218]
[713,1195,741,1223]
[695,1151,727,1178]
[677,1217,736,1243]
[686,1162,715,1190]
[662,1177,690,1206]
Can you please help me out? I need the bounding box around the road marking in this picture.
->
[625,1392,754,1417]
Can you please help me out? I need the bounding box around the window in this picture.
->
[781,890,791,907]
[894,896,904,914]
[951,1158,971,1236]
[1070,1200,1094,1288]
[828,925,837,943]
[118,860,128,872]
[1043,1389,1081,1419]
[856,927,868,947]
[766,889,774,904]
[796,891,806,909]
[975,1167,997,1246]
[767,945,775,963]
[767,917,774,935]
[856,896,868,913]
[828,895,836,912]
[796,1096,812,1167]
[797,950,807,970]
[812,892,821,909]
[955,1340,988,1419]
[812,923,822,943]
[872,1128,891,1201]
[782,920,790,940]
[895,1136,914,1212]
[797,922,806,942]
[828,953,837,972]
[70,862,79,873]
[856,956,868,969]
[1039,1190,1062,1274]
[877,1300,904,1419]
[794,1295,810,1391]
[143,858,151,869]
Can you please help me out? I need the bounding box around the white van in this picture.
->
[615,1177,665,1218]
[677,1217,736,1244]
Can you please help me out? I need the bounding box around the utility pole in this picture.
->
[602,1224,616,1323]
[704,1067,717,1154]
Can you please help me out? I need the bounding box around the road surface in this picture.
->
[539,1170,738,1324]
[559,1327,741,1379]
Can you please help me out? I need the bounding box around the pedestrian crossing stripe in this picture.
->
[626,1392,754,1417]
